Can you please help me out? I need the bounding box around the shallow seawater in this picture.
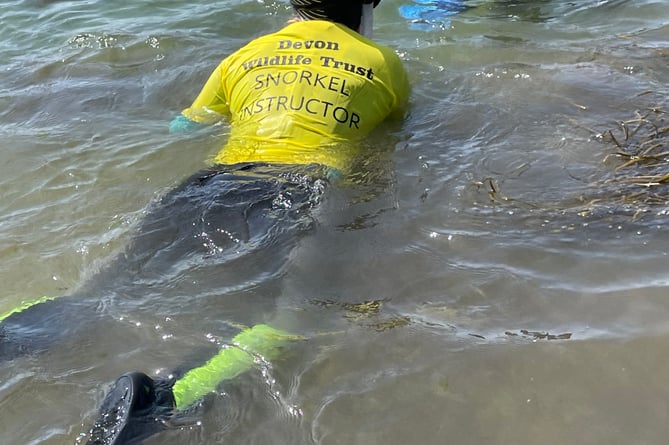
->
[1,1,669,444]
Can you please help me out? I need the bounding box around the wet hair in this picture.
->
[290,0,380,31]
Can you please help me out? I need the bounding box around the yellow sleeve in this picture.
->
[386,49,411,118]
[181,62,231,124]
[397,64,411,110]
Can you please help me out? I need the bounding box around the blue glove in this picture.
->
[398,0,469,31]
[169,114,206,134]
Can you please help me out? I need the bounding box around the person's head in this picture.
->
[290,0,381,35]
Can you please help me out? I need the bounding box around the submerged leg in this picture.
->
[77,164,325,297]
[0,295,101,362]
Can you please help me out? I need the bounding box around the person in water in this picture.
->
[170,0,409,173]
[0,1,409,444]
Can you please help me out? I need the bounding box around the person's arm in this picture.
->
[374,43,410,120]
[169,114,208,133]
[169,62,231,134]
[387,57,411,120]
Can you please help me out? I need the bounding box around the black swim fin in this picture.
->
[85,372,175,445]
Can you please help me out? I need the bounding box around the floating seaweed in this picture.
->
[311,298,385,317]
[341,300,384,318]
[505,329,573,341]
[368,316,411,332]
[592,103,669,209]
[310,298,411,331]
[471,100,669,222]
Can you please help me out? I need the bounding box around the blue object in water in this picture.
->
[169,113,206,133]
[398,0,469,31]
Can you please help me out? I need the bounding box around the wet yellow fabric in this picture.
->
[180,20,409,172]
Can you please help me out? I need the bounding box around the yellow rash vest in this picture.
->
[179,20,410,172]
